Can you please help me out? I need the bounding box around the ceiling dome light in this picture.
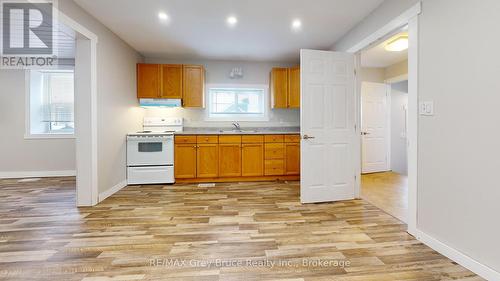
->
[226,16,238,27]
[158,12,169,22]
[385,35,408,52]
[292,19,302,31]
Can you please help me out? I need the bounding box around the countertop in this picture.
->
[174,127,300,135]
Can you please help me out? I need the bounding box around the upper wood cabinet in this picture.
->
[270,66,300,108]
[288,66,300,108]
[161,64,183,99]
[270,68,288,108]
[183,65,205,107]
[137,63,205,108]
[137,64,160,98]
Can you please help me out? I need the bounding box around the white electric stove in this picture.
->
[126,117,183,185]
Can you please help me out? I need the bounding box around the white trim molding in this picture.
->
[59,9,99,207]
[347,2,421,53]
[416,230,500,281]
[98,180,127,203]
[0,170,76,179]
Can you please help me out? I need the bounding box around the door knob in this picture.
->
[303,134,315,140]
[361,132,370,136]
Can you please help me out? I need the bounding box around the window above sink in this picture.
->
[206,84,269,121]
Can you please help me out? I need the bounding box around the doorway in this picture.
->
[357,29,410,223]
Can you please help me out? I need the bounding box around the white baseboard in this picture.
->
[0,170,76,179]
[416,230,500,281]
[98,180,127,203]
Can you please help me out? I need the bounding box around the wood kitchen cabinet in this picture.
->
[174,134,300,183]
[137,63,205,107]
[270,68,288,108]
[219,143,242,177]
[270,66,300,108]
[284,143,300,175]
[197,143,218,178]
[183,65,205,107]
[288,66,300,108]
[137,64,160,98]
[161,64,183,99]
[174,144,197,179]
[242,144,264,177]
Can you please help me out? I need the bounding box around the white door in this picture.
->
[300,49,356,203]
[361,82,389,174]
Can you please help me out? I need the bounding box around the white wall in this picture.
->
[0,70,76,175]
[359,67,385,83]
[390,81,408,175]
[143,58,300,128]
[59,0,143,193]
[333,0,420,52]
[334,0,500,275]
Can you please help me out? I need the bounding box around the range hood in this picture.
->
[139,99,181,108]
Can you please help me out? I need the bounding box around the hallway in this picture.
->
[361,172,408,223]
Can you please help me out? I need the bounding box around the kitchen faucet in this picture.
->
[232,122,241,131]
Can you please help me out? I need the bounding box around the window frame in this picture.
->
[25,70,76,139]
[205,84,269,122]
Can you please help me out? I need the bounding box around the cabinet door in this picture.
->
[242,144,264,177]
[288,66,300,108]
[161,64,183,99]
[219,143,242,177]
[174,144,197,179]
[284,143,300,175]
[271,68,288,108]
[137,64,160,98]
[197,144,218,178]
[183,65,204,107]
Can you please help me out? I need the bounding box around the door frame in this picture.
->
[59,11,99,206]
[350,2,421,235]
[360,81,392,174]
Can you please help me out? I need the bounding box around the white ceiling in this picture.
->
[361,31,408,68]
[73,0,384,62]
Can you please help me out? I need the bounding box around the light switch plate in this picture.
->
[419,101,434,116]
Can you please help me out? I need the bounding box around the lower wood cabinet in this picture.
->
[219,143,242,177]
[174,144,197,179]
[241,143,264,176]
[197,144,218,178]
[284,143,300,175]
[174,134,299,182]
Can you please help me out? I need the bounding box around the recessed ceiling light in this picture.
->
[385,35,408,52]
[226,16,238,27]
[158,12,169,22]
[292,19,302,31]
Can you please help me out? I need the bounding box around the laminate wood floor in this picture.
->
[361,172,408,223]
[0,177,481,281]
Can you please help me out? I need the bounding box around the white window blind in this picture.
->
[29,70,75,136]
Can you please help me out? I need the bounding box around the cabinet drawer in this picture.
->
[219,135,242,144]
[265,134,284,143]
[242,135,264,143]
[265,160,284,175]
[265,143,284,159]
[197,135,218,144]
[175,135,197,144]
[284,134,301,143]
